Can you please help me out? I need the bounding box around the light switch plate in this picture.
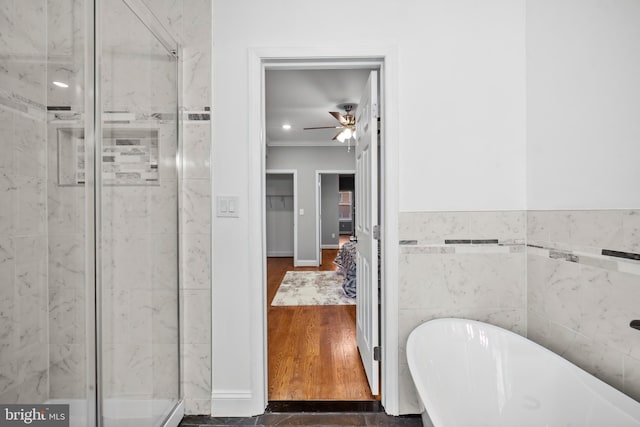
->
[217,196,239,217]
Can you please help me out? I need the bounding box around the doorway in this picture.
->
[244,48,400,415]
[316,171,356,265]
[263,66,381,403]
[266,171,298,264]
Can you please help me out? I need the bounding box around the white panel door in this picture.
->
[317,173,322,265]
[355,70,379,395]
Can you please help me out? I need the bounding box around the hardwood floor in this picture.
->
[267,243,376,401]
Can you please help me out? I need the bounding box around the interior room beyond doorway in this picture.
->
[264,67,378,402]
[266,247,376,401]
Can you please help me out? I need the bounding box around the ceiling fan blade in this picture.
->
[332,131,341,140]
[329,111,349,126]
[303,126,343,130]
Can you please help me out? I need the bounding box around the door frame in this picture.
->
[315,170,355,264]
[265,170,298,264]
[246,47,400,415]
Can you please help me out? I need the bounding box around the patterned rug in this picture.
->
[271,271,355,306]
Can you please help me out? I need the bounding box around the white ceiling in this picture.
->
[265,69,372,147]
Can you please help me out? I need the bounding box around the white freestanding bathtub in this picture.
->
[407,318,640,427]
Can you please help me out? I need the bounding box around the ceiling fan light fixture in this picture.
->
[336,127,355,143]
[303,103,358,146]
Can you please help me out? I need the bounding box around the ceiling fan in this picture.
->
[303,103,357,142]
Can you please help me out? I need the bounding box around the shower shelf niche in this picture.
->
[57,126,160,187]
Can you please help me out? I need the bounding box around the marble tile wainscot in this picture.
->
[397,210,527,414]
[527,209,640,403]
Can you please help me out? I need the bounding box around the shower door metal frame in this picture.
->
[92,0,183,425]
[85,0,98,426]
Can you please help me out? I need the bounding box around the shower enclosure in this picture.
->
[1,0,182,426]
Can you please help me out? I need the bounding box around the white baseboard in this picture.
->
[321,244,340,249]
[266,250,294,257]
[211,390,259,417]
[295,259,318,267]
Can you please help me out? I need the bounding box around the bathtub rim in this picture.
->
[406,317,640,427]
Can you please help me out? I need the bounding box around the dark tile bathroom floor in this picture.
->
[180,402,422,427]
[179,412,422,427]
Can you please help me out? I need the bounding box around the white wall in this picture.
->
[266,146,354,262]
[212,0,526,415]
[213,0,526,213]
[527,0,640,209]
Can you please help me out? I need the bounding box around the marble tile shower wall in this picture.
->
[96,0,213,414]
[397,211,526,414]
[181,120,212,415]
[0,0,50,404]
[118,0,213,414]
[47,0,85,110]
[99,122,180,402]
[140,0,213,414]
[46,0,87,401]
[527,210,640,402]
[47,123,86,400]
[178,0,212,415]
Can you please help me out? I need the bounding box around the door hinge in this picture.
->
[373,225,380,240]
[374,346,382,361]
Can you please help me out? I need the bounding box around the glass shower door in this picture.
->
[0,1,96,426]
[98,0,180,425]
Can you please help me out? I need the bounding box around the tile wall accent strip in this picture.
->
[0,95,28,113]
[187,113,210,121]
[602,249,640,261]
[48,111,184,123]
[528,243,640,276]
[401,246,456,254]
[472,239,499,244]
[400,242,524,255]
[0,90,46,111]
[50,112,83,122]
[618,261,640,276]
[444,239,500,244]
[549,249,579,263]
[150,112,177,121]
[456,245,514,254]
[0,91,46,120]
[399,240,418,245]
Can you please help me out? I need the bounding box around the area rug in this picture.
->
[271,271,355,306]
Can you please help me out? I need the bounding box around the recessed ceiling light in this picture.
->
[53,81,69,88]
[282,124,291,130]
